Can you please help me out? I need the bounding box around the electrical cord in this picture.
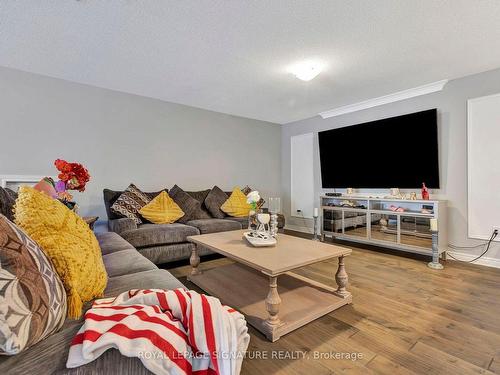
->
[447,230,498,263]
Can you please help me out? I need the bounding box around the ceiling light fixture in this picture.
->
[288,60,324,81]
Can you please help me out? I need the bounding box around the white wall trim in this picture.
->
[319,80,449,118]
[448,251,500,269]
[0,175,49,188]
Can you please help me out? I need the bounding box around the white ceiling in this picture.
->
[2,1,500,124]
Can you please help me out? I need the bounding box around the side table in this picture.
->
[83,216,99,230]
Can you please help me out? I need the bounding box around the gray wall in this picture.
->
[0,67,281,231]
[282,67,500,260]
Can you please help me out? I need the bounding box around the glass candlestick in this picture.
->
[268,197,281,238]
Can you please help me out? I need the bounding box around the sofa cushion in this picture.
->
[121,223,200,248]
[224,216,249,228]
[204,186,228,219]
[0,187,17,222]
[102,249,157,277]
[169,185,204,223]
[221,187,251,218]
[186,189,211,204]
[186,189,213,219]
[108,217,138,234]
[110,184,151,224]
[105,269,186,296]
[187,218,242,234]
[0,214,67,355]
[96,231,135,255]
[0,269,185,375]
[103,188,166,221]
[33,177,58,199]
[139,191,184,224]
[15,186,107,319]
[139,243,214,265]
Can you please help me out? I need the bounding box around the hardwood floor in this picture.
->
[168,231,500,374]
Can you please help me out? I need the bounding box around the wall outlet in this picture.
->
[492,226,500,236]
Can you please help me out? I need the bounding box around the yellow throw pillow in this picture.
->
[221,187,252,217]
[14,186,107,319]
[139,191,184,224]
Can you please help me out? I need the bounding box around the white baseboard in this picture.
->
[447,251,500,269]
[285,224,313,234]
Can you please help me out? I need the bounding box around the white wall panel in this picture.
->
[291,133,314,218]
[467,93,500,240]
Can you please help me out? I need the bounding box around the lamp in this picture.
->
[288,61,324,81]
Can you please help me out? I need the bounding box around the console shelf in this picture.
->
[320,195,447,258]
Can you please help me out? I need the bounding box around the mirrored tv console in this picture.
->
[321,195,448,258]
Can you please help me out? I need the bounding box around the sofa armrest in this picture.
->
[108,218,137,234]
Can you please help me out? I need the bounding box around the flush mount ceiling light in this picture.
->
[288,60,324,81]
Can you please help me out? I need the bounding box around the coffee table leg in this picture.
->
[264,276,282,340]
[189,245,201,277]
[334,255,351,298]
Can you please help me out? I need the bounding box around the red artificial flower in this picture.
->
[54,159,91,192]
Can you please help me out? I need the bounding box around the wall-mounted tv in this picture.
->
[318,109,440,189]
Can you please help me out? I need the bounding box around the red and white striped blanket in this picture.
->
[66,289,250,375]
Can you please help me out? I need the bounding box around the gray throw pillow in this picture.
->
[186,189,212,219]
[169,185,203,223]
[204,186,228,219]
[0,187,17,222]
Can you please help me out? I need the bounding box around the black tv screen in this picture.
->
[318,109,440,189]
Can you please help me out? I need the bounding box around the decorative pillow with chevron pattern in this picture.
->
[110,184,151,224]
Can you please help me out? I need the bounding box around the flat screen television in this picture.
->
[318,109,439,188]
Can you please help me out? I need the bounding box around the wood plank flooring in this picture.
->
[168,231,500,375]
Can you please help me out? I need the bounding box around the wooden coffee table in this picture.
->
[187,230,352,341]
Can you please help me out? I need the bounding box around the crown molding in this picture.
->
[319,79,449,119]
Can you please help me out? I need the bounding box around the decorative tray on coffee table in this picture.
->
[243,231,277,247]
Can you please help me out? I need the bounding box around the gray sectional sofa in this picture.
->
[104,188,285,264]
[0,231,184,375]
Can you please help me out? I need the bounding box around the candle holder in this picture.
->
[268,197,281,238]
[428,229,444,270]
[270,214,278,238]
[312,209,320,241]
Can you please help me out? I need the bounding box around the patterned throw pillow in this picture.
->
[169,185,203,224]
[15,187,107,319]
[0,214,67,355]
[33,178,58,199]
[110,184,151,224]
[241,185,265,209]
[221,187,252,218]
[139,191,185,224]
[0,187,18,222]
[204,186,229,219]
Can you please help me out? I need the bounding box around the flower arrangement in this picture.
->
[246,190,261,231]
[52,159,90,204]
[246,190,261,211]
